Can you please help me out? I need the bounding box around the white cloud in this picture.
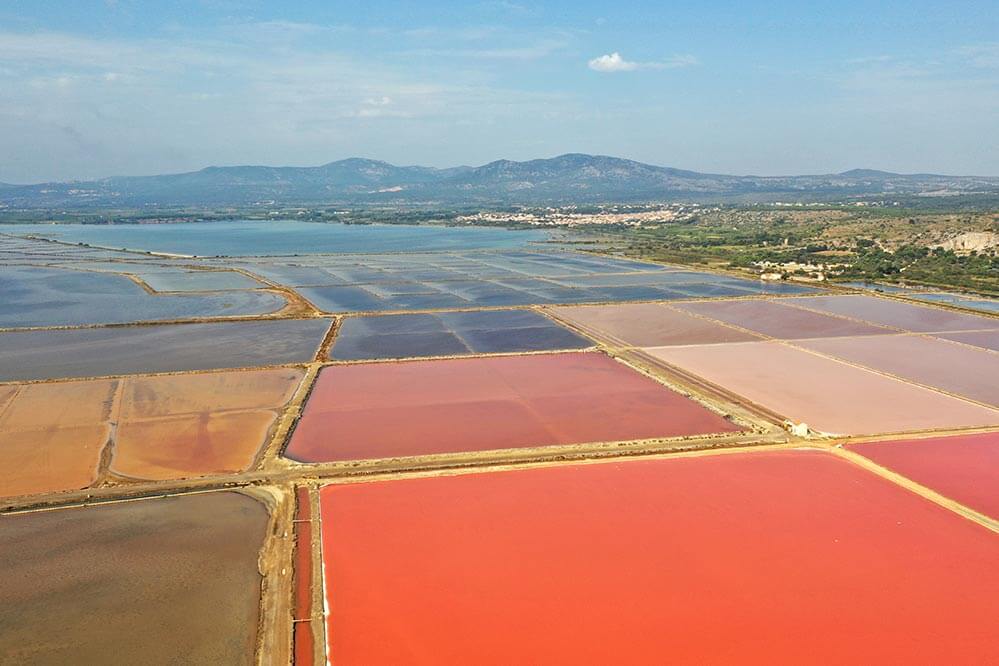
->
[587,52,636,72]
[588,52,698,73]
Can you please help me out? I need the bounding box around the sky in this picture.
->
[1,1,998,183]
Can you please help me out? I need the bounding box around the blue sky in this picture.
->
[1,1,997,182]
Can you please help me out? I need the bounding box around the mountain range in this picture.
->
[3,154,998,208]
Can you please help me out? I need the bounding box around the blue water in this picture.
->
[910,292,999,314]
[0,266,285,327]
[2,221,550,256]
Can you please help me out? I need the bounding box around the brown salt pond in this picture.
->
[674,298,890,339]
[285,352,738,463]
[0,491,268,664]
[112,368,303,480]
[0,380,116,498]
[319,450,999,664]
[551,302,760,347]
[788,294,996,332]
[647,341,999,435]
[800,334,999,407]
[849,431,999,519]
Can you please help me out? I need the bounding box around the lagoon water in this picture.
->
[3,221,550,256]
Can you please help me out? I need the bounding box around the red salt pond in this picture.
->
[319,450,999,665]
[294,486,315,665]
[285,352,738,462]
[849,431,999,519]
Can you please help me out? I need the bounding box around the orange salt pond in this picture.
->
[119,368,302,419]
[112,368,303,480]
[285,352,738,463]
[849,431,999,519]
[0,379,116,430]
[0,380,116,498]
[113,411,279,480]
[319,450,999,665]
[0,369,303,497]
[0,425,110,498]
[0,385,17,412]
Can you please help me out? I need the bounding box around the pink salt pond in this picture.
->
[647,341,999,435]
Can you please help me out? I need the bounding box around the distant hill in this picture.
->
[3,154,997,208]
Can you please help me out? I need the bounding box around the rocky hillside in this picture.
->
[3,154,997,208]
